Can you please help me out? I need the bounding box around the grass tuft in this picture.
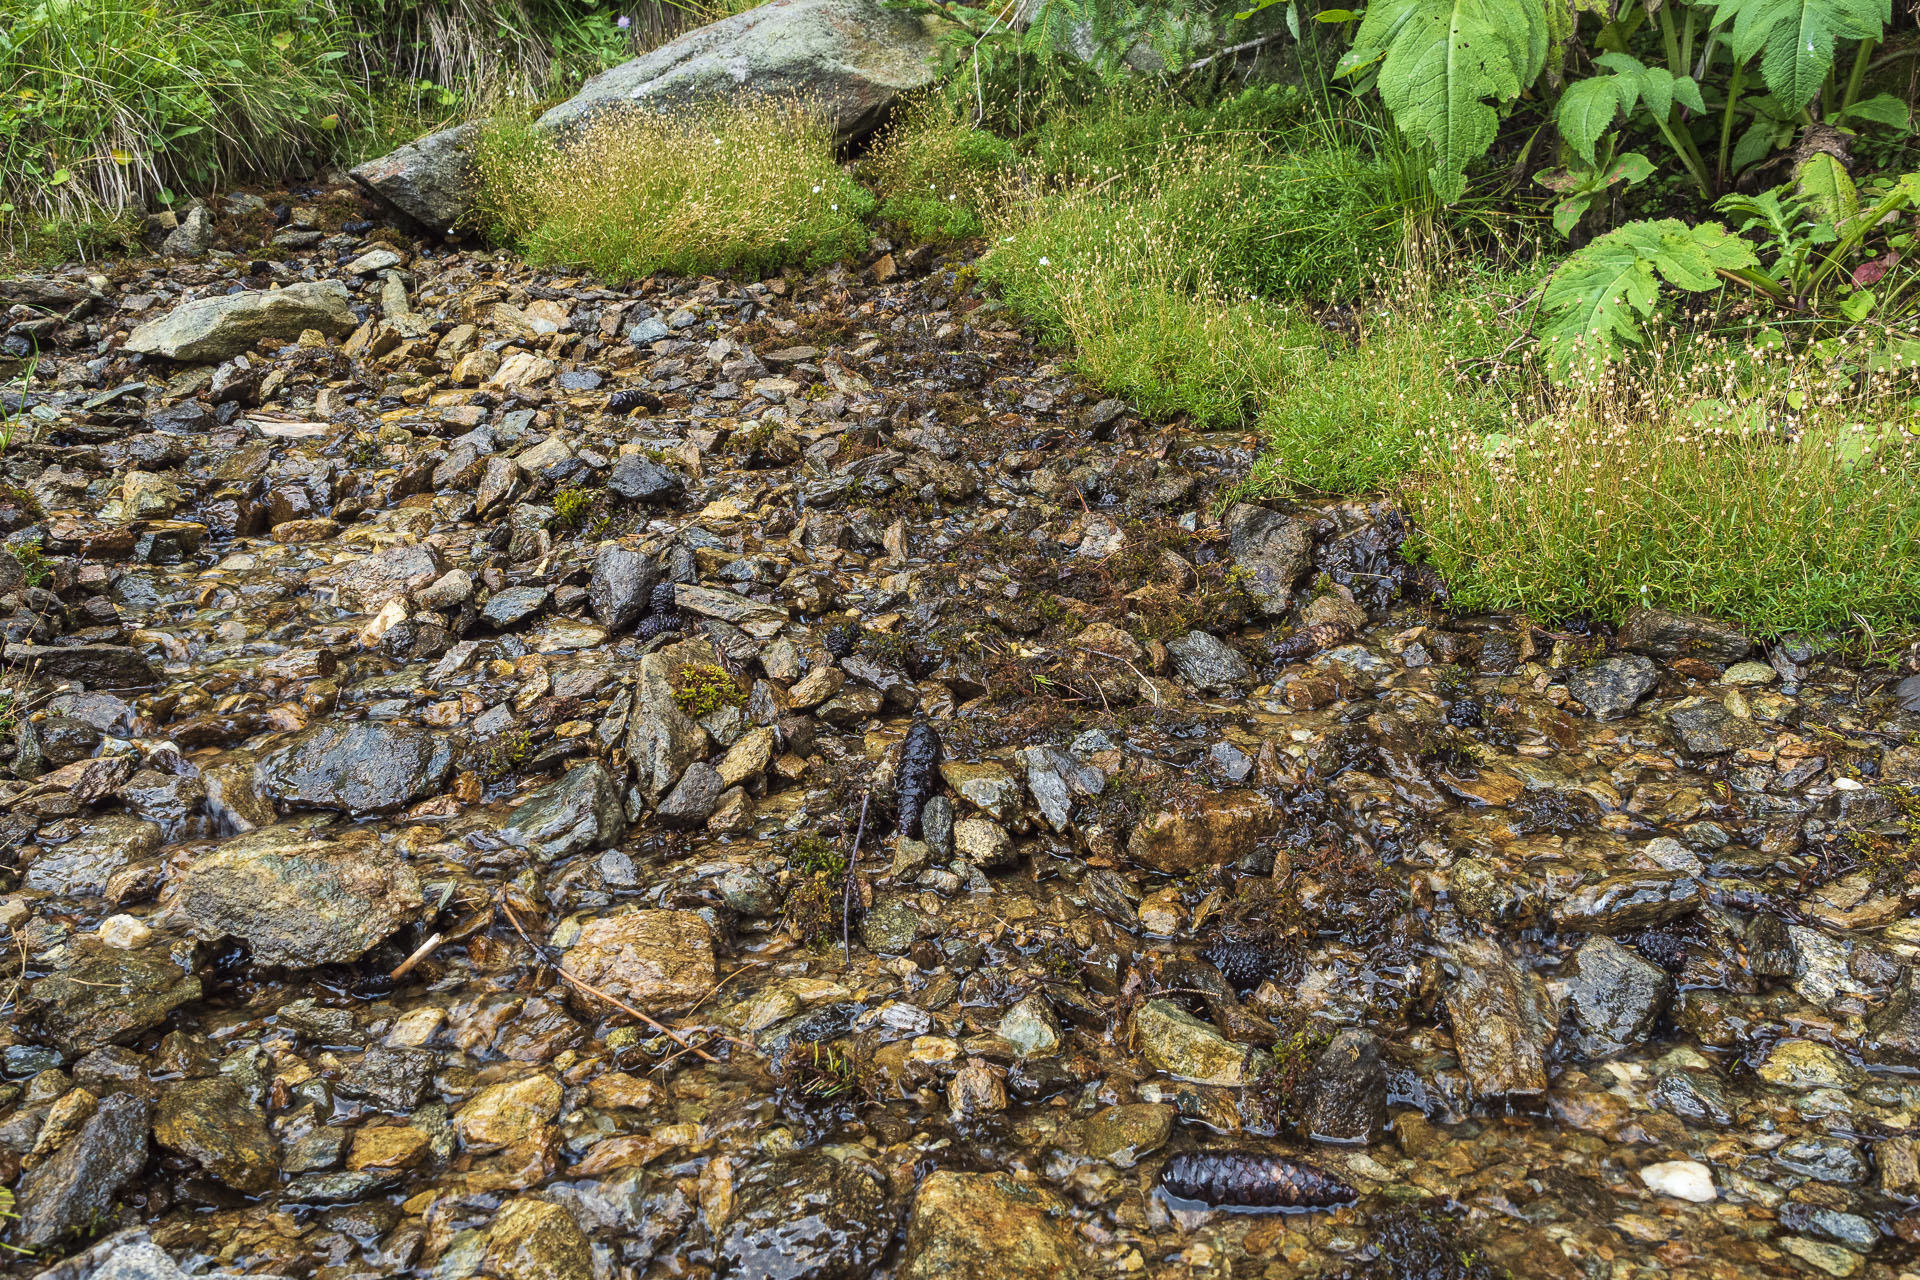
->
[473,98,873,281]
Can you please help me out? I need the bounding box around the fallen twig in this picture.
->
[843,787,870,970]
[388,931,444,981]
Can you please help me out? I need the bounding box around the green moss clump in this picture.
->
[672,663,745,717]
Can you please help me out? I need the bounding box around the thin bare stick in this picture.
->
[843,787,871,970]
[388,931,444,981]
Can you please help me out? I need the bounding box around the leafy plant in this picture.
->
[1334,0,1552,202]
[1539,217,1759,364]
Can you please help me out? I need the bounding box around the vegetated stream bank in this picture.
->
[0,185,1918,1280]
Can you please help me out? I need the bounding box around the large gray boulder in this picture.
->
[540,0,939,139]
[124,281,356,362]
[351,0,940,234]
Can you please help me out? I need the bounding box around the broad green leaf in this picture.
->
[1671,75,1706,113]
[271,30,293,50]
[1793,150,1858,225]
[1541,218,1759,367]
[1706,0,1889,111]
[1339,0,1552,201]
[46,168,69,187]
[1610,152,1656,183]
[1731,118,1780,169]
[1841,92,1911,130]
[1556,75,1628,162]
[1553,191,1594,236]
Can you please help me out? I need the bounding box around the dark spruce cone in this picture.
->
[1270,620,1354,667]
[1159,1151,1356,1209]
[606,387,663,416]
[649,580,679,616]
[636,611,684,641]
[822,622,860,659]
[1199,935,1290,994]
[895,719,943,838]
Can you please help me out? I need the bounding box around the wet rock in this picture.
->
[501,761,628,860]
[125,281,356,362]
[1552,873,1699,934]
[1665,697,1766,754]
[181,825,423,967]
[1444,939,1558,1097]
[589,543,660,631]
[1133,998,1251,1086]
[1166,630,1252,693]
[349,122,479,232]
[606,454,686,504]
[627,643,716,802]
[25,813,161,895]
[335,543,444,613]
[899,1170,1084,1280]
[1225,504,1311,618]
[1618,607,1753,662]
[1756,1038,1863,1091]
[997,994,1063,1059]
[658,760,726,827]
[15,1092,149,1248]
[1652,1067,1736,1127]
[1567,655,1657,719]
[860,896,921,954]
[1862,965,1920,1065]
[717,1156,891,1280]
[36,714,105,766]
[948,1058,1006,1118]
[154,1074,277,1192]
[1126,791,1277,873]
[937,760,1020,822]
[1640,1159,1715,1202]
[1776,1137,1867,1184]
[256,721,453,815]
[953,817,1014,869]
[1559,936,1674,1057]
[25,937,200,1055]
[483,1197,593,1280]
[1077,1103,1172,1168]
[456,1073,562,1151]
[4,642,155,686]
[1298,1028,1387,1144]
[481,585,549,629]
[339,1046,438,1111]
[560,910,715,1013]
[539,0,939,143]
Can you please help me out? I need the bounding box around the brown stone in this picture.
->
[559,910,716,1014]
[1125,791,1277,873]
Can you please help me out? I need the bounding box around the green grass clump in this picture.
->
[868,95,1015,243]
[0,0,366,219]
[1252,274,1535,494]
[1410,339,1920,635]
[474,98,874,280]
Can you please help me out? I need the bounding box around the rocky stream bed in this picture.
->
[1,187,1919,1280]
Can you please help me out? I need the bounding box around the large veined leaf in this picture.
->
[1336,0,1553,202]
[1540,219,1760,367]
[1554,54,1707,163]
[1704,0,1889,111]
